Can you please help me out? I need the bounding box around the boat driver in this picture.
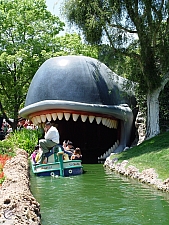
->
[37,122,60,164]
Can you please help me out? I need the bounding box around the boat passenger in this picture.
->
[37,122,60,164]
[65,141,74,151]
[71,148,82,160]
[31,145,40,163]
[63,141,74,158]
[62,140,67,150]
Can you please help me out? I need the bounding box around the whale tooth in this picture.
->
[72,114,79,121]
[46,113,52,121]
[40,115,46,123]
[31,117,34,124]
[108,148,112,155]
[51,113,57,121]
[109,119,113,128]
[106,151,109,157]
[105,119,109,127]
[89,115,95,123]
[110,120,114,128]
[103,153,106,159]
[102,117,107,125]
[108,119,111,128]
[114,141,118,148]
[64,113,70,121]
[113,120,118,129]
[36,115,41,124]
[111,120,114,128]
[96,117,102,124]
[57,113,63,120]
[33,116,38,125]
[31,117,37,125]
[106,119,111,128]
[81,115,87,122]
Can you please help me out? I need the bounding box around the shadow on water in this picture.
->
[30,164,169,225]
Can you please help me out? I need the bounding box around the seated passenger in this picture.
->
[62,140,67,150]
[65,141,74,151]
[71,148,82,160]
[31,145,40,163]
[63,141,74,158]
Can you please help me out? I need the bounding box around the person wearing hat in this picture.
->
[37,122,60,164]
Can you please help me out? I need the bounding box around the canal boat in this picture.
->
[31,145,83,177]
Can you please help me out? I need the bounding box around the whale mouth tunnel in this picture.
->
[20,56,137,163]
[30,109,121,164]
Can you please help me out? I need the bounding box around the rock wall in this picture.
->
[0,149,41,225]
[131,111,146,147]
[104,156,169,192]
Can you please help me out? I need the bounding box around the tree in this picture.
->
[62,0,169,139]
[0,0,99,130]
[0,0,64,129]
[41,33,98,59]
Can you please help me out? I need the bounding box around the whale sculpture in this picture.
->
[19,56,137,163]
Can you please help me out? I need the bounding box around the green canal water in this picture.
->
[30,164,169,225]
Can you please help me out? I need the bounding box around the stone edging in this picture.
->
[104,157,169,192]
[0,149,41,225]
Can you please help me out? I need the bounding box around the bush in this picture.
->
[0,140,15,156]
[4,128,42,155]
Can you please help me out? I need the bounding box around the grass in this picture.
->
[110,131,169,181]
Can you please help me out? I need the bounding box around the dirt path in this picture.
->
[0,149,41,225]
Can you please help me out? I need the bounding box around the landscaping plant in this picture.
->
[0,128,42,184]
[0,154,11,185]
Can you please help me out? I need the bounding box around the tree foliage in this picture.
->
[0,0,64,128]
[63,0,169,91]
[0,0,98,130]
[63,0,169,138]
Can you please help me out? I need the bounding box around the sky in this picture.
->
[45,0,73,35]
[46,0,61,17]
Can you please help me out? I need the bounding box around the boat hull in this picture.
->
[31,160,83,177]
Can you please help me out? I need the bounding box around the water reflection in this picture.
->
[31,164,169,225]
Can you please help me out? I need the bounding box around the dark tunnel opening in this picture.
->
[50,117,120,164]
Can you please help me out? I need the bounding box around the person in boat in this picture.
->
[71,148,82,160]
[31,145,40,163]
[65,141,74,151]
[37,121,60,164]
[63,141,74,158]
[62,140,67,150]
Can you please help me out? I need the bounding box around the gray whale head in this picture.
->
[19,55,137,163]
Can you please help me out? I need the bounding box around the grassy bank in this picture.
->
[110,131,169,180]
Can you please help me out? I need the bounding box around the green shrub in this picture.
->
[5,129,42,155]
[0,140,15,156]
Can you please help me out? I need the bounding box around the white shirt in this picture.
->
[45,126,59,143]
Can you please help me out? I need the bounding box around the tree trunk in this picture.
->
[146,77,169,139]
[146,89,160,139]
